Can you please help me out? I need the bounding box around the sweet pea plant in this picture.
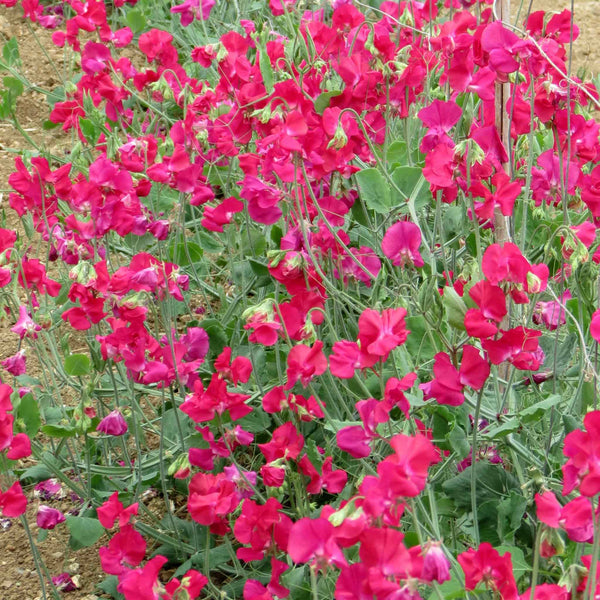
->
[1,0,600,598]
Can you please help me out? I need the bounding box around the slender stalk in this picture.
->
[470,388,484,546]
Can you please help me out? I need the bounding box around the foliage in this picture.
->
[0,0,599,599]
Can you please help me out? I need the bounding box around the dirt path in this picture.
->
[513,0,600,77]
[0,7,107,600]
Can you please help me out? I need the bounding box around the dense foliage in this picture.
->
[0,0,600,598]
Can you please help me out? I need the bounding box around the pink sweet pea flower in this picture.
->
[591,309,600,343]
[563,411,600,496]
[382,221,424,268]
[100,524,147,576]
[285,341,327,389]
[52,573,78,592]
[6,432,32,460]
[422,541,451,583]
[97,492,139,529]
[163,569,208,600]
[117,555,167,600]
[357,307,409,359]
[482,327,543,370]
[535,490,561,528]
[1,350,26,376]
[376,432,440,497]
[37,505,66,529]
[421,345,490,406]
[0,481,27,517]
[480,21,530,74]
[11,305,41,339]
[458,543,518,600]
[560,496,594,543]
[97,410,128,436]
[171,0,216,25]
[287,517,347,570]
[418,99,462,153]
[519,584,568,600]
[533,291,570,331]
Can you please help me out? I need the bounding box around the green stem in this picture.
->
[470,388,484,546]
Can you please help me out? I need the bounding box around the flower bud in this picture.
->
[96,410,128,436]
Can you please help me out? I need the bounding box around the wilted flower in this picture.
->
[422,541,451,583]
[96,410,128,436]
[51,572,78,592]
[34,479,64,501]
[1,350,26,376]
[37,505,66,530]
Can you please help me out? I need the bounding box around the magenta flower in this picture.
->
[422,542,451,583]
[96,410,128,436]
[37,505,66,530]
[34,479,63,501]
[11,305,41,339]
[591,309,600,343]
[381,221,424,268]
[1,350,26,376]
[51,572,78,592]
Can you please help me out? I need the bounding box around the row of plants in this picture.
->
[0,0,600,598]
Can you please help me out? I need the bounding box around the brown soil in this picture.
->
[0,6,106,599]
[0,0,597,598]
[512,0,600,77]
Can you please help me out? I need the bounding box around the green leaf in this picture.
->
[41,424,77,438]
[237,409,271,433]
[390,166,431,209]
[447,425,470,460]
[168,240,203,266]
[3,76,23,97]
[45,85,65,109]
[437,576,466,600]
[257,48,274,94]
[350,193,370,227]
[442,205,465,241]
[196,229,223,253]
[78,117,100,146]
[563,414,581,434]
[248,259,269,277]
[386,141,408,168]
[2,38,20,68]
[314,90,342,115]
[405,316,436,363]
[270,225,283,246]
[581,380,596,412]
[98,575,125,600]
[64,354,91,376]
[20,463,53,483]
[323,419,361,434]
[519,394,562,423]
[495,545,530,581]
[355,168,391,214]
[497,491,527,542]
[443,462,520,509]
[442,286,467,331]
[66,516,105,550]
[125,9,147,33]
[481,417,519,439]
[201,318,228,356]
[15,393,41,437]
